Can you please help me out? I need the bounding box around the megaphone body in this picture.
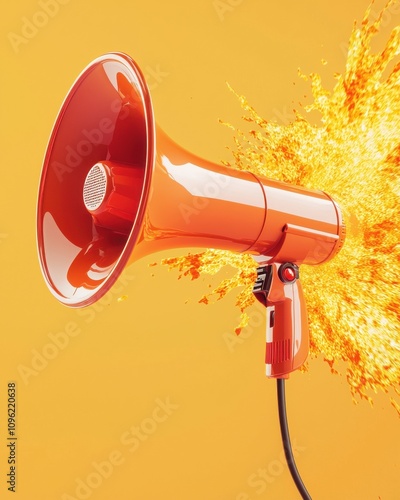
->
[37,53,345,377]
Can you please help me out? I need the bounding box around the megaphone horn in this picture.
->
[37,52,345,377]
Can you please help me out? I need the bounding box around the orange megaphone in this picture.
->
[37,53,345,378]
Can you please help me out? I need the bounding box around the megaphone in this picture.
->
[37,52,345,378]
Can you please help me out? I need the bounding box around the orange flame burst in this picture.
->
[160,3,400,412]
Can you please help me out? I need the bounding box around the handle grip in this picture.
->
[253,263,309,378]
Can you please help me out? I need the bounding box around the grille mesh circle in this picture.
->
[83,163,107,211]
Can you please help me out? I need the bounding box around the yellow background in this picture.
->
[1,0,399,499]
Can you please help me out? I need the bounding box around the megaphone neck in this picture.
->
[137,126,267,255]
[135,126,344,265]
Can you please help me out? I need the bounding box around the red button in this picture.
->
[282,266,296,282]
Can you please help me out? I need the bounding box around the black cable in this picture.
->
[277,378,312,500]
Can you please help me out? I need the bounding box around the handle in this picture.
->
[253,263,309,378]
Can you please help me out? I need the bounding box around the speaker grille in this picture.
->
[83,164,107,211]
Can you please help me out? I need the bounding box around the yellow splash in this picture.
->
[161,2,400,412]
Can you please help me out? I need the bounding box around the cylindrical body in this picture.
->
[134,127,345,266]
